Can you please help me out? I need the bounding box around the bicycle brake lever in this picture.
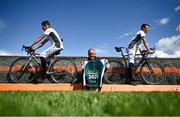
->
[22,45,25,52]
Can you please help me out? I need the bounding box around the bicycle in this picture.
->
[8,45,77,83]
[106,47,165,84]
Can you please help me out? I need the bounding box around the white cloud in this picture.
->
[159,18,170,25]
[152,50,175,58]
[118,32,133,39]
[0,49,21,56]
[152,34,180,58]
[175,5,180,12]
[93,44,109,54]
[176,25,180,32]
[94,48,108,54]
[0,49,13,56]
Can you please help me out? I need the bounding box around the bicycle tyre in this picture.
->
[8,57,38,83]
[140,61,165,84]
[48,58,77,83]
[105,60,126,84]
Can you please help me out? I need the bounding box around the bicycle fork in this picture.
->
[17,57,33,80]
[144,60,154,77]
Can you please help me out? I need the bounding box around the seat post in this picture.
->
[120,48,128,68]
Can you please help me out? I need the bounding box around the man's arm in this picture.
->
[104,59,110,72]
[30,34,46,47]
[142,37,154,53]
[33,38,49,51]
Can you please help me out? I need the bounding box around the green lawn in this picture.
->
[0,91,180,116]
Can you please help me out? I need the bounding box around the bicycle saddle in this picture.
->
[115,47,124,52]
[54,50,61,55]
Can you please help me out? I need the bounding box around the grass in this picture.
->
[0,91,180,116]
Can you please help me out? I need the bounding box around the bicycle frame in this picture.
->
[22,55,39,71]
[117,47,154,74]
[118,48,128,68]
[23,52,63,76]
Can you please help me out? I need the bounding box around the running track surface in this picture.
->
[0,84,180,92]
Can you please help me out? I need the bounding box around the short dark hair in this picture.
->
[141,23,150,29]
[41,20,50,26]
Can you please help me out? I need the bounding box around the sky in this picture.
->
[0,0,180,57]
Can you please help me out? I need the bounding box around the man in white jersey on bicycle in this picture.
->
[127,24,154,82]
[29,20,63,58]
[28,20,64,76]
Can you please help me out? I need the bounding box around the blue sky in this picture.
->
[0,0,180,57]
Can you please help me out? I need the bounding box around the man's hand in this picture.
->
[26,45,35,53]
[30,48,35,53]
[148,48,155,53]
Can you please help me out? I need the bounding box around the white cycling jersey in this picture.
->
[44,28,63,49]
[40,28,64,58]
[128,30,146,64]
[128,30,146,50]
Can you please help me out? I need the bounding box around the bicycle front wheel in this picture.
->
[8,57,38,83]
[49,59,77,83]
[105,61,126,84]
[140,61,165,84]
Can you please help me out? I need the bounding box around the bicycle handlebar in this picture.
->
[140,47,155,55]
[22,45,34,55]
[115,46,155,57]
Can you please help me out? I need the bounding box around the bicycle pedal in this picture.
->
[131,79,139,82]
[46,71,53,75]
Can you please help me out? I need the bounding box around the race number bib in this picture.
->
[83,60,105,87]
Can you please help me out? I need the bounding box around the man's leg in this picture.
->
[40,57,47,78]
[40,46,55,78]
[128,62,136,81]
[40,46,62,73]
[127,48,137,82]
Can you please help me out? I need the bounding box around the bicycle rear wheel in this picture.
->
[105,61,126,84]
[48,59,77,83]
[140,61,165,84]
[8,57,38,83]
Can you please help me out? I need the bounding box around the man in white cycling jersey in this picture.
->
[29,20,63,58]
[127,24,154,82]
[28,20,63,76]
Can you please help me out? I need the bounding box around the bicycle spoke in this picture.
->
[140,61,165,84]
[48,59,77,83]
[106,61,126,84]
[8,57,37,83]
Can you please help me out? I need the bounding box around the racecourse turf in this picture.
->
[0,91,180,116]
